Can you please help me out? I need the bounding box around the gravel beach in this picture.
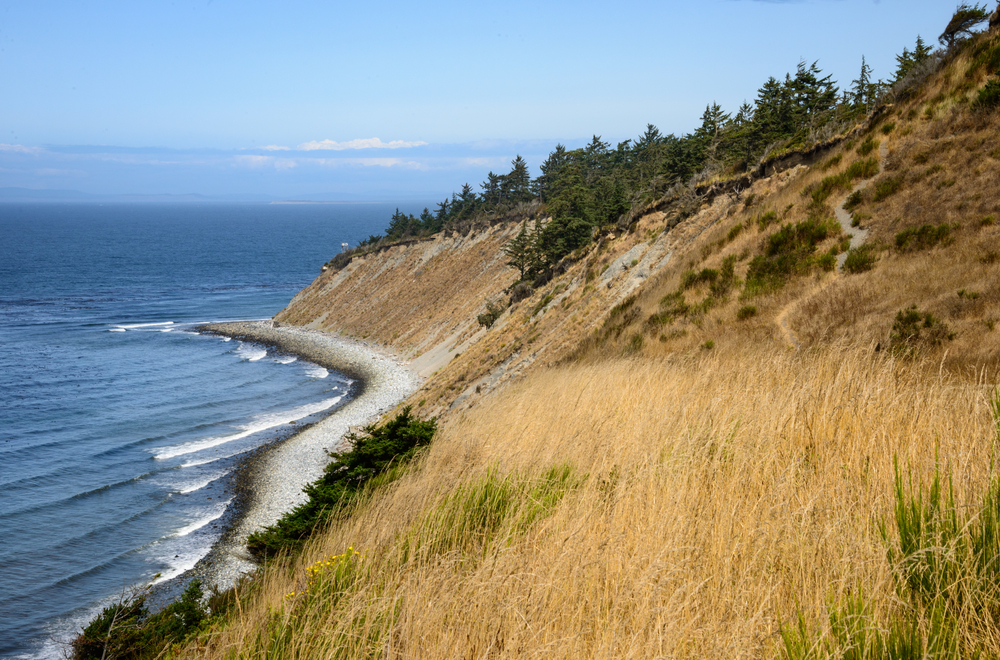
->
[185,320,421,591]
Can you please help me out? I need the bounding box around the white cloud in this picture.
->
[0,143,44,154]
[233,155,298,170]
[296,137,428,151]
[308,157,427,170]
[260,145,291,151]
[233,154,272,168]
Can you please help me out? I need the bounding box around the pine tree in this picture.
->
[502,222,536,279]
[851,55,874,113]
[939,2,990,47]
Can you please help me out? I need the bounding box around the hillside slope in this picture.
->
[185,27,1000,660]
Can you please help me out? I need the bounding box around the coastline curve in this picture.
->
[190,320,421,590]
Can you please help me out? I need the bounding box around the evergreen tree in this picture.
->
[502,221,536,279]
[504,155,532,203]
[850,55,875,113]
[939,2,990,47]
[535,144,569,201]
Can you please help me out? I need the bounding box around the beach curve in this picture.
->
[190,320,421,590]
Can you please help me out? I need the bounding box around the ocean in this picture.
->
[0,202,418,658]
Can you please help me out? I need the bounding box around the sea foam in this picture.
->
[153,394,344,460]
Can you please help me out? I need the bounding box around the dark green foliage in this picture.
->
[843,244,879,273]
[968,36,1000,76]
[856,137,880,156]
[744,217,839,295]
[680,268,719,290]
[872,175,905,202]
[889,305,954,353]
[755,210,779,231]
[893,35,934,85]
[726,222,744,242]
[369,54,874,260]
[974,79,1000,109]
[804,158,877,205]
[247,407,436,559]
[895,223,953,251]
[477,300,506,329]
[72,580,208,660]
[888,462,1000,634]
[736,305,757,320]
[939,2,990,48]
[844,190,864,211]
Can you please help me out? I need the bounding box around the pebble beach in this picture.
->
[186,320,422,591]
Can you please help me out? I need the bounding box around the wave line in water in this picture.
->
[153,394,344,460]
[171,500,233,537]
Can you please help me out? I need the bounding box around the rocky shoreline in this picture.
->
[155,320,421,602]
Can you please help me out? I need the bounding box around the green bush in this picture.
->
[247,407,436,559]
[889,305,954,354]
[72,580,208,660]
[744,217,840,296]
[843,244,879,273]
[755,210,778,231]
[856,137,880,156]
[872,175,905,202]
[680,268,719,290]
[844,190,865,212]
[477,300,506,329]
[975,79,1000,109]
[736,305,757,320]
[895,223,953,251]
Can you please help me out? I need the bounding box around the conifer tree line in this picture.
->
[359,29,962,281]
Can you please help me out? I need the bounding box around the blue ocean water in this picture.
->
[0,202,419,658]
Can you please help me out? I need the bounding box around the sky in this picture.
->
[0,0,965,201]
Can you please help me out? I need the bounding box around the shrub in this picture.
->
[895,223,953,251]
[844,156,879,180]
[755,210,778,230]
[710,255,738,298]
[843,244,879,273]
[72,580,208,660]
[889,305,954,353]
[872,174,905,202]
[726,222,744,242]
[736,305,757,320]
[509,281,534,304]
[247,407,436,559]
[980,215,996,227]
[881,121,896,135]
[844,190,865,212]
[856,137,880,156]
[820,153,843,170]
[680,268,719,290]
[975,79,1000,110]
[477,300,506,329]
[744,217,840,295]
[701,340,715,350]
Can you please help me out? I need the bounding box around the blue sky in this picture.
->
[0,0,962,200]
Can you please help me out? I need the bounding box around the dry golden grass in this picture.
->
[180,32,1000,660]
[185,344,999,659]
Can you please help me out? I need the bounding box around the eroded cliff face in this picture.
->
[276,223,520,370]
[276,169,800,420]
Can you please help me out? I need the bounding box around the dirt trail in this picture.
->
[777,139,888,350]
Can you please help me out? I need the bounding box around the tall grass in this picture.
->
[183,345,999,659]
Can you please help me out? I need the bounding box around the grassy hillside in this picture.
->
[170,26,1000,660]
